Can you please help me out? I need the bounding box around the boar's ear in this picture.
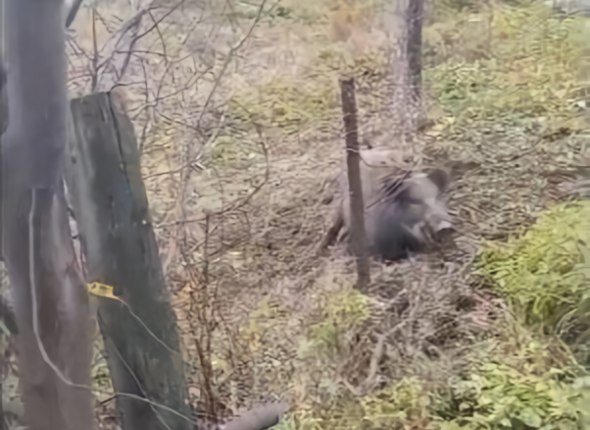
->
[426,167,450,192]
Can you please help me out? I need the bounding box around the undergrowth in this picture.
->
[283,329,586,430]
[212,1,590,429]
[425,2,587,132]
[434,325,583,430]
[282,200,589,428]
[478,201,590,345]
[227,76,338,135]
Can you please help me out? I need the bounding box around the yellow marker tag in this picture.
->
[86,282,120,301]
[86,282,176,354]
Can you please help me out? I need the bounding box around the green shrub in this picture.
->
[477,201,590,335]
[286,378,432,430]
[438,357,581,429]
[302,288,370,360]
[433,328,583,430]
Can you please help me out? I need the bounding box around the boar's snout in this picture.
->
[432,218,455,243]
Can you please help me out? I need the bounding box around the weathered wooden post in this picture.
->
[65,92,193,430]
[339,78,371,289]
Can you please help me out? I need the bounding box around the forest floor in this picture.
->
[2,1,589,429]
[139,2,587,427]
[82,1,589,428]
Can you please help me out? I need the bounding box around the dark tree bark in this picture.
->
[339,78,371,289]
[1,1,95,430]
[65,92,193,430]
[0,295,17,334]
[0,63,7,137]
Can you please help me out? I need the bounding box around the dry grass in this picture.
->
[85,0,587,426]
[2,0,589,429]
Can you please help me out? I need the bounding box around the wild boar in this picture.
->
[322,147,454,261]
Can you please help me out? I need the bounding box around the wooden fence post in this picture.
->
[65,92,193,430]
[339,78,371,289]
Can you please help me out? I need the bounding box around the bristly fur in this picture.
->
[364,168,452,261]
[331,148,454,262]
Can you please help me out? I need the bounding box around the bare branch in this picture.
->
[65,0,84,28]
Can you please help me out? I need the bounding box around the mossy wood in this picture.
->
[65,92,193,430]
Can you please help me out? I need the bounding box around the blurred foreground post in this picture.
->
[339,78,371,289]
[1,1,95,429]
[65,92,193,430]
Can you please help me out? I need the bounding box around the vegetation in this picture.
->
[228,75,339,134]
[233,2,589,429]
[277,203,589,428]
[4,0,588,429]
[478,202,590,336]
[154,0,590,427]
[426,2,587,132]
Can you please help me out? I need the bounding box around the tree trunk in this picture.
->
[0,62,7,137]
[1,1,95,430]
[389,0,425,143]
[407,0,424,107]
[339,78,371,290]
[65,92,193,430]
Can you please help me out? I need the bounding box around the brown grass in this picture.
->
[4,0,585,428]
